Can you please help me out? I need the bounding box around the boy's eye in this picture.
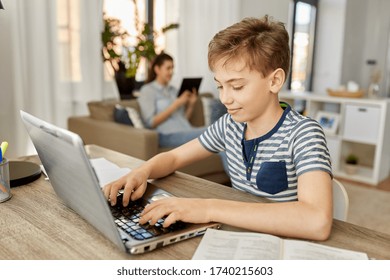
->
[232,86,243,91]
[216,85,223,90]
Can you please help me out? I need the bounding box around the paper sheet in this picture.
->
[41,158,130,187]
[90,158,131,188]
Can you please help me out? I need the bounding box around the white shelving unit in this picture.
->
[279,91,390,185]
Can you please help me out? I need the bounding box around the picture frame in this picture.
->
[315,111,340,135]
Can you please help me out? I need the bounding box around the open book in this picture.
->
[192,229,369,260]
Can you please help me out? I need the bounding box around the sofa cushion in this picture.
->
[126,107,144,129]
[114,104,133,126]
[113,104,145,129]
[88,99,140,121]
[201,96,227,126]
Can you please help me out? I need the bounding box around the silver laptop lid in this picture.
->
[20,110,126,252]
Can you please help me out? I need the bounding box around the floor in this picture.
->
[339,176,390,192]
[337,176,390,236]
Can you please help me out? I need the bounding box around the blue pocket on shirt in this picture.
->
[256,161,288,195]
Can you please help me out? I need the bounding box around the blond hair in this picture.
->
[208,15,290,78]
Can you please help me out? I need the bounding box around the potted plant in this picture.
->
[101,12,178,99]
[345,154,359,174]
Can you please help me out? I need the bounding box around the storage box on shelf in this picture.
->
[279,91,390,185]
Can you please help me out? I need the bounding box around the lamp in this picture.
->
[0,1,4,10]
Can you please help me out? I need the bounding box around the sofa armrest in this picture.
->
[68,116,159,160]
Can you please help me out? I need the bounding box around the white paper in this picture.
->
[192,229,369,260]
[40,164,49,180]
[90,158,131,188]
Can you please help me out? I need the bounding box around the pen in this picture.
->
[0,147,2,162]
[1,141,8,157]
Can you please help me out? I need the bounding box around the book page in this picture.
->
[192,229,281,260]
[283,239,369,260]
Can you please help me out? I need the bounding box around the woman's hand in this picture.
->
[181,88,198,119]
[103,168,149,207]
[139,197,212,227]
[175,90,192,107]
[188,88,198,106]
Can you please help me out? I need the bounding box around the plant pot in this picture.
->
[345,164,358,175]
[115,70,136,100]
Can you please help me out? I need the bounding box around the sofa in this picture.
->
[68,95,230,185]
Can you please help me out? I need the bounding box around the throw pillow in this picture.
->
[201,97,227,126]
[210,99,227,123]
[126,107,145,129]
[113,104,133,126]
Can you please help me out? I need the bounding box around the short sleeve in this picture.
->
[198,114,228,153]
[292,119,333,177]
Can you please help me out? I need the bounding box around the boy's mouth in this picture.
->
[227,108,241,114]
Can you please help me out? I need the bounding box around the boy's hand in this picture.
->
[139,197,211,227]
[103,168,148,207]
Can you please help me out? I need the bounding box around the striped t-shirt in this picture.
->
[198,104,332,202]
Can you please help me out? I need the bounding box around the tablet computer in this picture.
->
[177,78,202,97]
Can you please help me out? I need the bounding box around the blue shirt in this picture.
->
[199,104,332,202]
[138,81,192,134]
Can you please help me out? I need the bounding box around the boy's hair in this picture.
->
[208,15,290,78]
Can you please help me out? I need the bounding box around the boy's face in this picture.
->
[213,59,275,124]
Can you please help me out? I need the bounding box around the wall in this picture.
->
[313,0,347,94]
[341,0,390,97]
[240,0,290,23]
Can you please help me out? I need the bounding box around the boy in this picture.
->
[104,15,333,241]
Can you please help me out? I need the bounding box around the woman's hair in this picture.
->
[208,15,290,78]
[146,52,174,83]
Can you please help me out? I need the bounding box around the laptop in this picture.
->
[177,77,202,97]
[20,110,221,254]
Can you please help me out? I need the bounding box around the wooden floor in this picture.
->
[377,176,390,191]
[337,176,390,192]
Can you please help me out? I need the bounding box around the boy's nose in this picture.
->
[219,89,233,105]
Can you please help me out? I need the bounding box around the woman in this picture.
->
[138,53,205,147]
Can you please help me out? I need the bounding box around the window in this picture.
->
[288,0,318,92]
[57,0,81,81]
[103,0,167,81]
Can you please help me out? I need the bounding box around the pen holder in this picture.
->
[0,158,12,202]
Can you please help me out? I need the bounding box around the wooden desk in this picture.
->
[1,145,389,260]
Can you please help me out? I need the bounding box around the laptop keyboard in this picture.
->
[111,200,186,241]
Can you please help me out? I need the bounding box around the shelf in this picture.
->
[334,165,375,185]
[279,91,390,185]
[341,137,377,145]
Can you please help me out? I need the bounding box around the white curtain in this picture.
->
[0,0,118,158]
[164,0,240,97]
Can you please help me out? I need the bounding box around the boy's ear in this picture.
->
[269,68,285,94]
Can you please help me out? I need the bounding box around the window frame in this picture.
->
[288,0,319,92]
